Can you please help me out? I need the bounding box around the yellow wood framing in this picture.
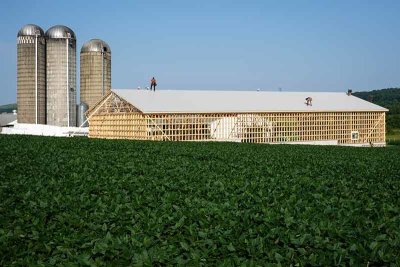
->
[89,105,386,145]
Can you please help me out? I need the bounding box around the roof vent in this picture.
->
[347,89,352,96]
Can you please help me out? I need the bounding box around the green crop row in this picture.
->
[0,135,399,266]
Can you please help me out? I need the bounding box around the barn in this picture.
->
[86,89,387,146]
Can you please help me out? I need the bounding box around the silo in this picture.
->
[17,24,46,124]
[80,39,111,109]
[45,25,77,127]
[77,102,89,127]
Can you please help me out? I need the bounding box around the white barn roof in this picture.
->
[112,89,388,114]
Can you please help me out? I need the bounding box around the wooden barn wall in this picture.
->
[89,113,146,140]
[89,111,386,144]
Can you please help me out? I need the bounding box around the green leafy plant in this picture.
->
[0,135,399,265]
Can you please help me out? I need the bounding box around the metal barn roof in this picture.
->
[112,89,388,114]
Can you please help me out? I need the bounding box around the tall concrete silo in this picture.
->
[17,24,46,124]
[45,25,77,127]
[80,39,111,109]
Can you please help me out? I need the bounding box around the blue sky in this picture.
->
[1,0,399,105]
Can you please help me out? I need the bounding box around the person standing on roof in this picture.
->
[150,77,157,91]
[305,97,312,106]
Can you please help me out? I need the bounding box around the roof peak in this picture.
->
[112,89,348,94]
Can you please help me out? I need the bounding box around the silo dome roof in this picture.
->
[81,39,111,53]
[45,25,76,39]
[17,24,44,37]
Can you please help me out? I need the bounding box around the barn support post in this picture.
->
[363,112,385,144]
[146,114,171,141]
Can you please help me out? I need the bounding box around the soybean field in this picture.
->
[0,135,399,266]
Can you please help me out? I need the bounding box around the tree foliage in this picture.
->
[0,103,17,113]
[354,88,400,132]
